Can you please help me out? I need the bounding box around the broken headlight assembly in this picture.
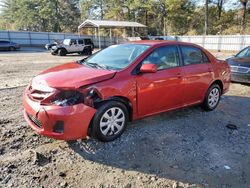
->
[51,90,84,106]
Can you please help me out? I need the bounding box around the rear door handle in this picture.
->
[208,68,213,72]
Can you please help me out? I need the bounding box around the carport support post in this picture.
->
[163,18,166,36]
[98,26,101,49]
[109,28,112,45]
[132,27,134,37]
[78,28,80,37]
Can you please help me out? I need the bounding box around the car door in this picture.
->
[68,39,78,52]
[136,45,185,116]
[179,45,213,105]
[0,41,4,50]
[0,41,8,50]
[78,39,85,52]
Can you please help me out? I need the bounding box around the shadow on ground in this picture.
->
[0,47,46,54]
[69,95,250,188]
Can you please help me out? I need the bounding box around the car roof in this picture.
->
[126,40,201,47]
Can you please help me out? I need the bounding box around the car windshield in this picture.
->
[236,47,250,58]
[81,44,150,70]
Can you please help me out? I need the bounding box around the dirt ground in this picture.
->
[0,48,250,188]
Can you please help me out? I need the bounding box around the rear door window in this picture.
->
[180,46,208,65]
[0,41,9,44]
[70,39,77,45]
[78,39,84,45]
[84,39,92,45]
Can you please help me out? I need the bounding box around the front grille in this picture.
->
[230,66,250,73]
[27,113,42,128]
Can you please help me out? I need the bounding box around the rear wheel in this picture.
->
[201,84,221,111]
[91,101,128,142]
[58,49,66,56]
[88,50,92,55]
[81,47,92,56]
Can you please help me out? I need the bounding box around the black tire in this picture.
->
[81,47,92,56]
[58,49,66,56]
[201,84,221,111]
[88,50,92,55]
[91,101,129,142]
[9,46,15,51]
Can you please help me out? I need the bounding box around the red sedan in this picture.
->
[23,41,230,142]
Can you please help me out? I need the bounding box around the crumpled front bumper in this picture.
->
[23,91,96,140]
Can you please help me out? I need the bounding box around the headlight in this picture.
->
[51,90,84,106]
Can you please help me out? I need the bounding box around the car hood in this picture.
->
[32,62,116,90]
[227,57,250,67]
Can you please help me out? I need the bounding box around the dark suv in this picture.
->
[0,40,21,51]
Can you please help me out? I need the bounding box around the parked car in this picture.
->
[0,40,20,51]
[23,41,230,142]
[226,46,250,84]
[51,38,94,56]
[45,39,61,50]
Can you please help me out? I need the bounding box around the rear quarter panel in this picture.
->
[211,59,231,93]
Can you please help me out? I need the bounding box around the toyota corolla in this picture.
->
[23,41,230,142]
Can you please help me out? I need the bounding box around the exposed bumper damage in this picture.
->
[23,87,98,140]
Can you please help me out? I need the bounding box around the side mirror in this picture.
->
[140,63,157,73]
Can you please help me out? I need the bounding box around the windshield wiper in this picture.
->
[84,62,109,70]
[77,58,87,64]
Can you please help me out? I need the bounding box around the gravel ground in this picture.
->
[0,48,250,188]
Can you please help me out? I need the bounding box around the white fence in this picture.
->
[151,35,250,51]
[1,30,250,51]
[0,30,124,48]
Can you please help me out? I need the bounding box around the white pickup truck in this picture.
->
[51,38,94,56]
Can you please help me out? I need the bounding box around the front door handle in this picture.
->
[208,68,213,72]
[176,73,182,78]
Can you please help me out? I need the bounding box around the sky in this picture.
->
[0,0,3,13]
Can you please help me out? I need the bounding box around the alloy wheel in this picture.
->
[100,107,125,136]
[208,88,220,108]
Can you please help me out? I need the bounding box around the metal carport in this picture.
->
[78,19,147,49]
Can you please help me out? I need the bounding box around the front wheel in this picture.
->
[58,49,66,56]
[201,84,221,111]
[91,101,128,142]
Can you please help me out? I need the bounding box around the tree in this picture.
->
[0,0,80,32]
[204,0,209,35]
[1,0,250,35]
[164,0,195,35]
[240,0,249,34]
[80,0,108,20]
[217,0,224,19]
